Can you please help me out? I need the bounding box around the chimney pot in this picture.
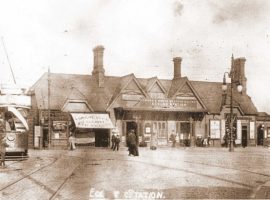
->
[173,57,182,79]
[92,45,105,87]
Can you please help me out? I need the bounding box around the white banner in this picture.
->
[71,113,114,129]
[210,120,220,139]
[250,121,255,139]
[236,120,241,144]
[221,119,225,140]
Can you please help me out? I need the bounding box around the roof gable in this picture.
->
[169,78,207,110]
[61,100,93,112]
[106,74,148,110]
[147,78,167,94]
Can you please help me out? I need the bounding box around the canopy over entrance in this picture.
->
[70,113,114,129]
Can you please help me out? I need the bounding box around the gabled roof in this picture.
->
[30,73,121,112]
[145,77,167,94]
[168,77,188,98]
[106,73,148,110]
[168,77,207,111]
[30,72,258,115]
[191,81,258,115]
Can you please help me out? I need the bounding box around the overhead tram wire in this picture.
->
[1,36,16,84]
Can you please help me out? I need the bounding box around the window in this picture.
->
[153,121,166,138]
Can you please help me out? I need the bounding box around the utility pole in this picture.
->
[48,67,51,148]
[1,36,16,84]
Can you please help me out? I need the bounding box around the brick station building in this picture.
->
[28,45,263,149]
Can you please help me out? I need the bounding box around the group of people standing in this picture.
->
[111,129,139,156]
[111,132,121,151]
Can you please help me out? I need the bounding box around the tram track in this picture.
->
[0,157,59,192]
[0,154,85,200]
[183,160,270,178]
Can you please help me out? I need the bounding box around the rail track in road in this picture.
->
[0,154,85,200]
[0,157,58,192]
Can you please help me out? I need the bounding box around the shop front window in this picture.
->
[153,121,166,138]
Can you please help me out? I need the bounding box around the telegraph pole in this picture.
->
[1,36,16,84]
[48,67,51,148]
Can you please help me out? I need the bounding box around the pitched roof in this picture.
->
[191,81,258,115]
[30,72,258,115]
[30,73,121,112]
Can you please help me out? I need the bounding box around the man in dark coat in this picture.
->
[113,134,120,151]
[111,133,116,150]
[127,130,139,156]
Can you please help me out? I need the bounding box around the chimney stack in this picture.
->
[92,45,105,87]
[173,57,182,79]
[231,57,247,94]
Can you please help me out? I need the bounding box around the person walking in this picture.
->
[127,130,138,156]
[68,133,76,150]
[113,134,120,151]
[170,132,176,147]
[111,133,116,150]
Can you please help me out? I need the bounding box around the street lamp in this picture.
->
[222,69,243,152]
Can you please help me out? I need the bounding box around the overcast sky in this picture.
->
[0,0,270,113]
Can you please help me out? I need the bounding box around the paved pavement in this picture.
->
[1,146,270,199]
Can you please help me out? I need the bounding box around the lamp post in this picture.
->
[222,70,243,152]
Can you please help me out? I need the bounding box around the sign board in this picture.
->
[34,126,42,148]
[71,113,114,129]
[141,98,197,109]
[122,94,144,101]
[250,121,255,139]
[75,137,95,144]
[236,120,241,144]
[210,120,220,139]
[221,119,225,140]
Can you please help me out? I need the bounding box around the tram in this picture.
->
[0,86,31,159]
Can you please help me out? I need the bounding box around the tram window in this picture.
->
[8,118,15,130]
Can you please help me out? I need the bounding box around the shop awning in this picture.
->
[70,113,114,129]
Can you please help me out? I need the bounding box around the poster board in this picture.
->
[210,120,221,139]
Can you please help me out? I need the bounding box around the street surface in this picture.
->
[1,146,270,199]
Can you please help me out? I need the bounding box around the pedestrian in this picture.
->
[113,134,120,151]
[127,130,138,156]
[68,133,76,150]
[127,131,131,155]
[0,136,9,168]
[111,132,116,150]
[169,132,176,147]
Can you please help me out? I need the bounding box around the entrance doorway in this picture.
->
[241,126,247,148]
[257,125,264,145]
[177,122,191,146]
[95,129,109,147]
[42,129,48,148]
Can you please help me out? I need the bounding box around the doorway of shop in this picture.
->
[177,122,191,146]
[42,129,48,148]
[95,129,109,147]
[241,126,247,148]
[126,121,137,146]
[257,125,264,145]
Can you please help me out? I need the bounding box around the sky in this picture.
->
[0,0,270,113]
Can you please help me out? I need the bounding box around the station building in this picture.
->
[28,45,263,149]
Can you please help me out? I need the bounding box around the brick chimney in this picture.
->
[173,57,182,79]
[231,57,247,94]
[92,45,105,87]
